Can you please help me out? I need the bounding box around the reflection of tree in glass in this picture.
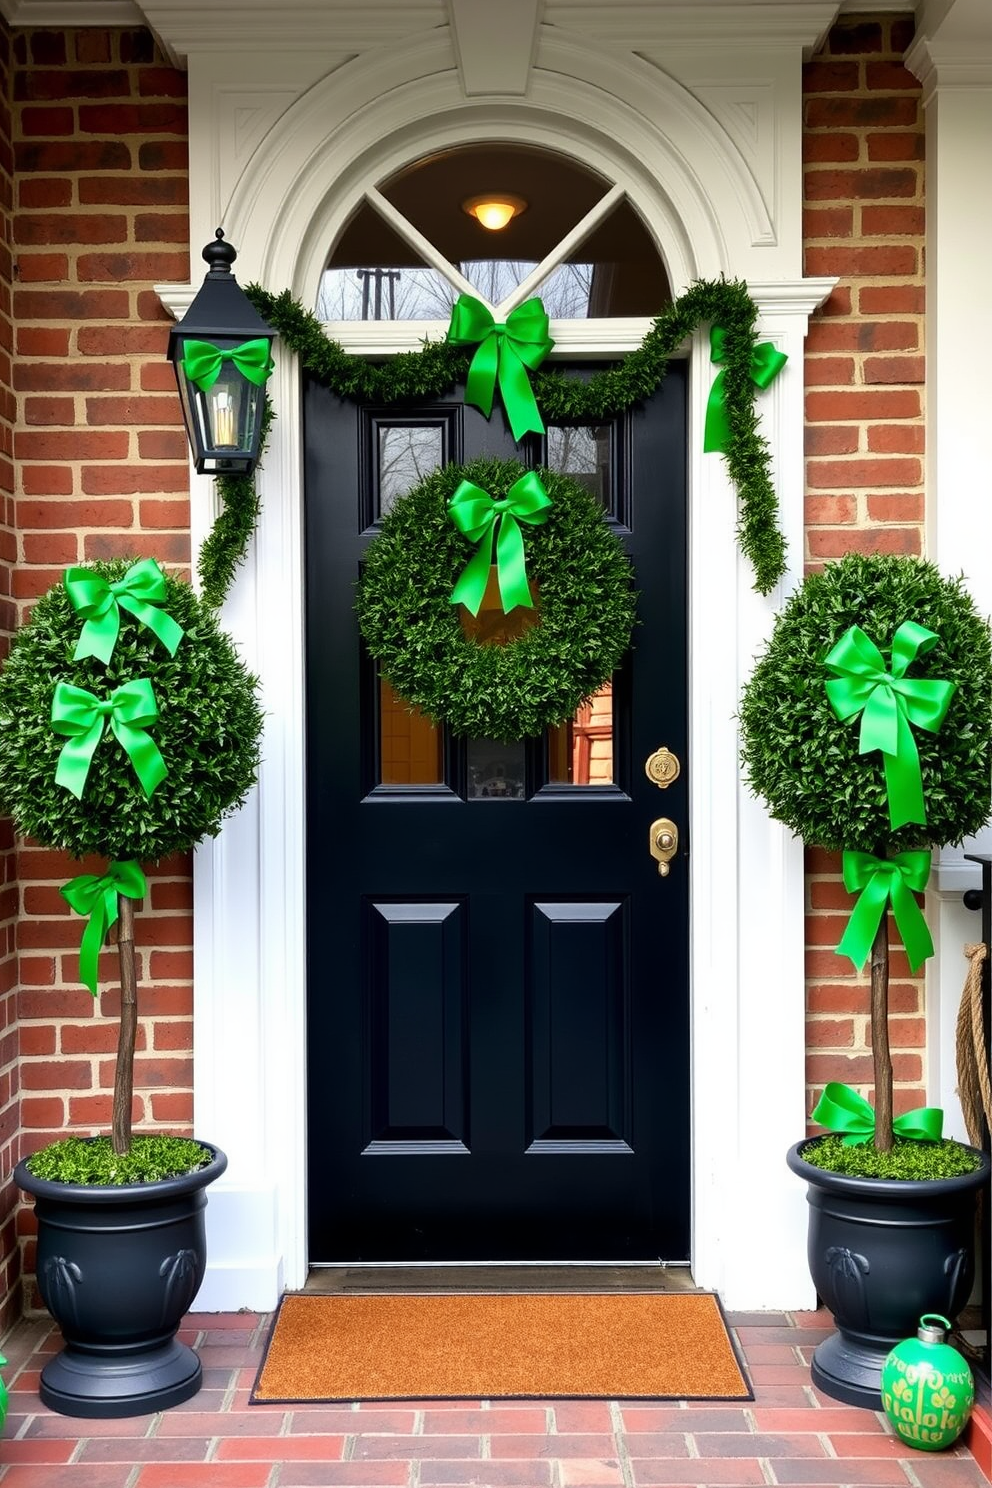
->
[378,426,444,514]
[317,259,593,320]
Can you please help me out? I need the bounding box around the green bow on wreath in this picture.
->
[65,558,184,666]
[445,294,554,441]
[812,1081,943,1146]
[703,324,788,454]
[180,337,274,393]
[52,678,167,800]
[61,859,147,995]
[448,471,553,616]
[824,621,955,830]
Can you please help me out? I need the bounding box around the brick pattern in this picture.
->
[0,1309,988,1488]
[5,27,192,1317]
[802,13,927,1127]
[0,16,22,1339]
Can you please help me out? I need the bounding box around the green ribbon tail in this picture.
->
[112,717,168,799]
[836,871,891,972]
[117,594,183,658]
[450,532,497,617]
[54,719,104,800]
[882,712,927,829]
[893,1106,944,1141]
[74,609,119,666]
[77,897,113,997]
[498,346,546,441]
[703,368,730,453]
[888,868,935,973]
[464,333,499,420]
[494,514,533,612]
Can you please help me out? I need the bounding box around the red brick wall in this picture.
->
[801,13,927,1124]
[6,26,192,1313]
[0,16,21,1336]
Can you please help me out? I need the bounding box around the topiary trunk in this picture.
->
[112,894,138,1156]
[870,911,893,1152]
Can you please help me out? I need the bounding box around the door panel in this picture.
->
[305,367,689,1261]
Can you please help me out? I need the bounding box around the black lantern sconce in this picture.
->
[168,228,276,476]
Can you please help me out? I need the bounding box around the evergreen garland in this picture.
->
[206,277,788,605]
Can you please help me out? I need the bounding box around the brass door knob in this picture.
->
[650,817,679,876]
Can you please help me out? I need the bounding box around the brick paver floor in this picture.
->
[0,1307,987,1487]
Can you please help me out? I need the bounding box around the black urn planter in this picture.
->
[787,1140,989,1410]
[16,1142,227,1418]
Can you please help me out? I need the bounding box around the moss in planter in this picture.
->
[802,1134,982,1181]
[25,1135,211,1186]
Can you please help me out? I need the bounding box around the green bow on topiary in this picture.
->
[61,860,147,995]
[824,621,955,830]
[52,679,167,801]
[65,558,184,666]
[812,1081,943,1146]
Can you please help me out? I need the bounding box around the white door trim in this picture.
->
[159,25,833,1311]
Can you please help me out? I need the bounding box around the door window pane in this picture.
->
[378,424,444,516]
[467,739,526,798]
[545,425,611,508]
[548,681,614,785]
[379,678,443,785]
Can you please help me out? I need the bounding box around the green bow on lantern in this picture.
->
[812,1081,943,1146]
[447,472,553,616]
[824,622,955,830]
[51,678,167,800]
[702,324,788,454]
[446,294,554,442]
[180,337,274,393]
[64,558,184,666]
[836,848,934,974]
[61,860,147,996]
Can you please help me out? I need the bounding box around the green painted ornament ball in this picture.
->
[881,1315,973,1451]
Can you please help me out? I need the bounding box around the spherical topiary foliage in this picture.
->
[357,455,637,740]
[0,560,264,862]
[739,553,992,854]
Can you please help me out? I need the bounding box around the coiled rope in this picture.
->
[956,943,992,1146]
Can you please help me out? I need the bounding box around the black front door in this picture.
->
[305,362,689,1261]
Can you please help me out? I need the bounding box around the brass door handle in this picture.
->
[650,817,679,876]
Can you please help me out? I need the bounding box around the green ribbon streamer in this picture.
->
[51,678,167,801]
[824,622,955,830]
[836,848,934,974]
[445,294,554,442]
[64,558,184,666]
[702,324,788,454]
[812,1080,943,1147]
[447,472,553,616]
[180,337,274,393]
[61,860,147,996]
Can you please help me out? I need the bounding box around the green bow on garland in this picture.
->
[61,860,147,995]
[445,294,554,441]
[65,558,184,666]
[836,848,934,974]
[703,324,788,454]
[812,1081,943,1146]
[824,622,955,830]
[52,678,167,800]
[447,471,553,616]
[180,337,274,393]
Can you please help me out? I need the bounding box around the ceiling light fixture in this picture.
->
[461,194,527,231]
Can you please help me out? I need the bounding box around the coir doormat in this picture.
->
[251,1290,752,1403]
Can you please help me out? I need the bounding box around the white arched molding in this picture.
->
[160,25,833,1310]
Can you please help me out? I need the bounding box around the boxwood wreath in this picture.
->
[358,456,637,740]
[199,276,788,609]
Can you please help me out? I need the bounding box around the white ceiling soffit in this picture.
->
[0,0,930,67]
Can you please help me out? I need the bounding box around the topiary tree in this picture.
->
[740,553,992,1154]
[0,558,264,1168]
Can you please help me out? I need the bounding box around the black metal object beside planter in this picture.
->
[15,1142,227,1418]
[787,1140,989,1409]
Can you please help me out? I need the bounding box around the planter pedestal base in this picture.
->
[809,1331,887,1410]
[40,1338,202,1419]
